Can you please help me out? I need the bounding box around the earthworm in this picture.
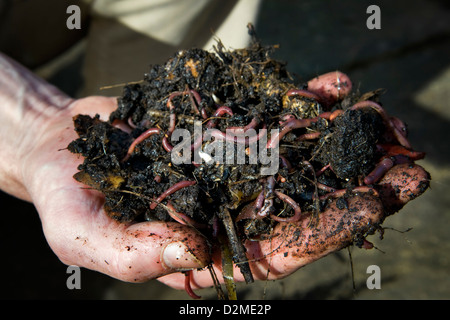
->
[377,144,425,160]
[168,89,202,116]
[255,176,276,218]
[364,157,394,185]
[297,131,321,141]
[279,114,296,124]
[150,180,196,210]
[389,116,408,138]
[122,127,161,162]
[228,116,260,132]
[279,155,293,172]
[165,202,206,229]
[316,183,337,193]
[307,71,352,106]
[127,117,138,129]
[270,191,302,222]
[315,163,332,176]
[111,119,132,134]
[184,270,201,299]
[190,132,204,151]
[364,152,421,186]
[209,123,267,145]
[319,186,379,201]
[254,187,265,210]
[266,118,315,149]
[318,109,343,121]
[286,88,321,101]
[162,136,174,152]
[206,106,234,128]
[186,88,203,116]
[164,89,203,152]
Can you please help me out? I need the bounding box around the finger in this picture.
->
[255,193,383,278]
[307,71,352,107]
[109,221,211,282]
[68,96,118,119]
[376,163,431,214]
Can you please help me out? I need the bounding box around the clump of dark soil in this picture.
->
[314,108,385,179]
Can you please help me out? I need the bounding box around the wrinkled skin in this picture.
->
[0,52,429,292]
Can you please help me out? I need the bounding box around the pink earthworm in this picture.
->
[315,163,332,177]
[206,106,234,128]
[316,183,337,193]
[165,201,206,229]
[122,127,161,162]
[286,88,321,101]
[186,89,203,116]
[227,116,260,132]
[266,118,316,149]
[111,119,132,134]
[319,186,379,201]
[127,117,138,129]
[270,191,302,223]
[190,133,204,152]
[168,89,202,116]
[163,89,203,152]
[150,180,196,210]
[162,136,174,152]
[389,116,408,138]
[364,157,394,185]
[278,155,293,172]
[255,176,276,219]
[184,270,201,299]
[363,154,416,185]
[210,123,267,145]
[297,131,321,141]
[318,109,344,121]
[254,187,265,211]
[279,114,296,125]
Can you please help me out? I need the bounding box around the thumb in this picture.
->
[40,187,211,283]
[113,221,211,282]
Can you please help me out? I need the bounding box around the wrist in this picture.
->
[0,53,73,201]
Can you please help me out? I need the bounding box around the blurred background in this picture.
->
[1,0,449,299]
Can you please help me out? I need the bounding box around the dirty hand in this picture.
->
[159,161,429,292]
[0,53,429,292]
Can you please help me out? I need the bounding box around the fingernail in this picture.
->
[162,242,205,271]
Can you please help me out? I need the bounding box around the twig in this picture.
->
[218,208,254,284]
